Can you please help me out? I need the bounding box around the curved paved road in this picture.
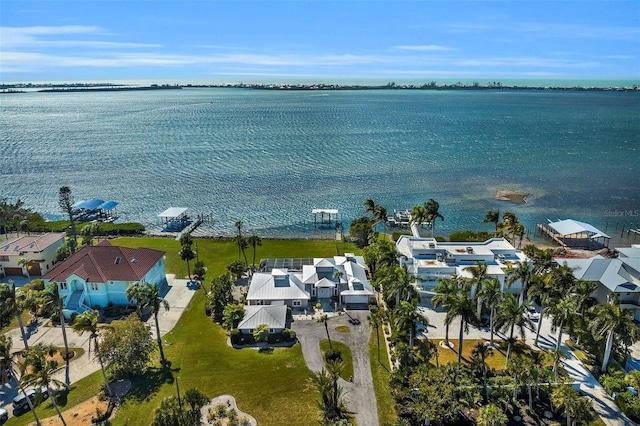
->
[292,311,379,426]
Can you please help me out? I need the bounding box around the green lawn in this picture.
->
[369,326,396,426]
[113,237,359,426]
[5,370,104,426]
[319,340,354,381]
[433,339,550,370]
[113,237,359,279]
[5,237,361,426]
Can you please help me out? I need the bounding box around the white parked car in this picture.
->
[524,305,540,321]
[0,407,8,424]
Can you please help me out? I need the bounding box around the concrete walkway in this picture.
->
[292,310,379,426]
[419,305,634,426]
[0,275,198,421]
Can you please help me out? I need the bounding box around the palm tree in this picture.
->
[446,292,478,364]
[0,334,12,384]
[247,235,262,269]
[367,309,384,363]
[373,205,388,229]
[17,258,33,281]
[424,198,444,237]
[483,210,500,237]
[71,310,112,396]
[590,301,636,371]
[9,353,42,425]
[513,223,526,248]
[0,281,29,350]
[42,283,71,384]
[506,260,533,305]
[393,299,426,350]
[21,348,69,426]
[466,261,488,315]
[126,281,170,364]
[318,314,332,349]
[432,275,460,346]
[499,211,522,244]
[410,204,427,227]
[547,297,577,350]
[476,403,507,426]
[528,273,558,346]
[58,186,78,252]
[548,347,566,382]
[494,293,532,364]
[378,265,418,308]
[472,342,494,401]
[363,199,376,216]
[179,244,195,280]
[552,384,585,426]
[477,277,502,347]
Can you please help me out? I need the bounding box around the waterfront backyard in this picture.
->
[2,237,367,426]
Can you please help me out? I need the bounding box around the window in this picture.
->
[90,283,99,291]
[293,300,301,307]
[0,256,8,262]
[60,282,68,290]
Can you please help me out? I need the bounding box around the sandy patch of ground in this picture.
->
[200,395,257,426]
[39,380,131,426]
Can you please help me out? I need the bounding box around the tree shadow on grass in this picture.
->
[125,363,181,403]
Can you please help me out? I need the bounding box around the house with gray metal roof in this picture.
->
[558,246,640,320]
[238,305,288,335]
[247,253,374,310]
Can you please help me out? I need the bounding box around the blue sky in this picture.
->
[1,1,639,84]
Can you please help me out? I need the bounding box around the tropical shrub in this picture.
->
[325,348,342,363]
[282,328,296,341]
[615,391,640,419]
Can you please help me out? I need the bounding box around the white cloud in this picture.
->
[0,25,159,49]
[394,45,455,51]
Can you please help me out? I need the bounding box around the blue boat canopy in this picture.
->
[76,199,105,211]
[99,200,118,210]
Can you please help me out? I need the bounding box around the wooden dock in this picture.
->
[536,223,567,247]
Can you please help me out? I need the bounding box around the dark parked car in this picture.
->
[12,387,48,411]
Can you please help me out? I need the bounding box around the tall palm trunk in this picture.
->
[48,384,68,426]
[324,322,332,349]
[16,311,29,350]
[59,307,70,385]
[375,325,380,363]
[444,322,450,345]
[154,312,165,363]
[602,330,614,371]
[457,320,465,364]
[94,336,113,397]
[556,323,563,350]
[489,307,495,347]
[506,323,515,364]
[19,382,41,425]
[534,305,546,346]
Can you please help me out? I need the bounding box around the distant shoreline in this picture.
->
[2,82,638,93]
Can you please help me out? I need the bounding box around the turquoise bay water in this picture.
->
[1,89,638,241]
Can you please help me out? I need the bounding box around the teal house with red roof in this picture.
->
[42,240,166,317]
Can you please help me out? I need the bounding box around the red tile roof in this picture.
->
[0,233,65,254]
[42,240,165,283]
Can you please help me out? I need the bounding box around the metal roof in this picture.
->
[157,207,188,218]
[99,200,119,210]
[75,199,105,211]
[548,219,610,239]
[238,305,287,330]
[312,208,339,214]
